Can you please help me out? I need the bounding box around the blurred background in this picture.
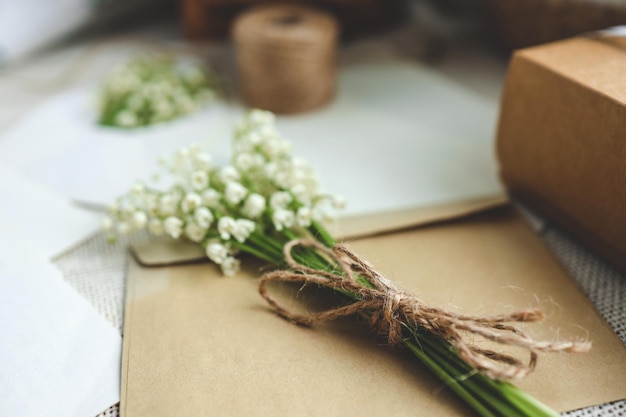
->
[3,0,626,126]
[5,0,626,63]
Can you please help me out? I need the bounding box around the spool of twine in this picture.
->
[232,4,339,114]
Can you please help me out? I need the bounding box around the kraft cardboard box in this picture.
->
[497,35,626,273]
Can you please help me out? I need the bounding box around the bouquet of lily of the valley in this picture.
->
[98,57,216,129]
[105,110,590,417]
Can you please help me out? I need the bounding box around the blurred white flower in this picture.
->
[234,153,257,171]
[194,207,214,229]
[115,111,138,128]
[201,189,221,208]
[206,241,228,264]
[270,191,292,210]
[296,206,312,227]
[217,216,236,240]
[191,170,209,191]
[164,216,184,239]
[193,151,212,170]
[219,166,240,183]
[231,219,256,243]
[160,194,178,215]
[221,256,241,276]
[291,184,311,205]
[248,109,275,125]
[185,221,206,243]
[132,211,148,229]
[131,181,146,195]
[272,209,295,231]
[181,192,202,213]
[225,182,248,206]
[99,58,215,129]
[242,193,266,218]
[246,131,262,145]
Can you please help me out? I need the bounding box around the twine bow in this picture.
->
[258,240,591,380]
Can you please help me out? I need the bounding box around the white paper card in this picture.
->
[276,59,503,215]
[0,55,502,216]
[0,236,121,417]
[0,169,99,259]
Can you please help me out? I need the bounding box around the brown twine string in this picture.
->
[232,4,339,114]
[258,239,592,380]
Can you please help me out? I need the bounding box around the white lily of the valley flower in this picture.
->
[131,181,146,195]
[221,256,241,276]
[231,219,255,243]
[132,211,148,229]
[296,206,312,227]
[264,162,279,180]
[201,188,221,208]
[290,184,311,205]
[219,166,240,183]
[206,241,228,264]
[181,192,202,213]
[194,207,214,229]
[143,194,159,217]
[185,221,205,243]
[272,209,295,231]
[234,152,260,171]
[242,193,266,218]
[164,216,184,239]
[248,109,275,125]
[217,216,236,240]
[115,111,138,128]
[245,131,262,146]
[119,201,135,216]
[225,182,247,206]
[270,191,292,210]
[191,170,209,191]
[193,151,212,170]
[159,194,178,215]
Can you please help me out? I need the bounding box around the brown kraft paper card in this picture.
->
[121,206,626,416]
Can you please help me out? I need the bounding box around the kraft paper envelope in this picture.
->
[122,204,626,417]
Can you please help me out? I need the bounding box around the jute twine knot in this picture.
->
[259,240,592,380]
[232,4,338,114]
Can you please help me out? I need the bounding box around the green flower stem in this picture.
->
[404,340,500,417]
[308,220,336,248]
[246,233,284,262]
[405,335,530,417]
[406,325,558,417]
[232,240,277,264]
